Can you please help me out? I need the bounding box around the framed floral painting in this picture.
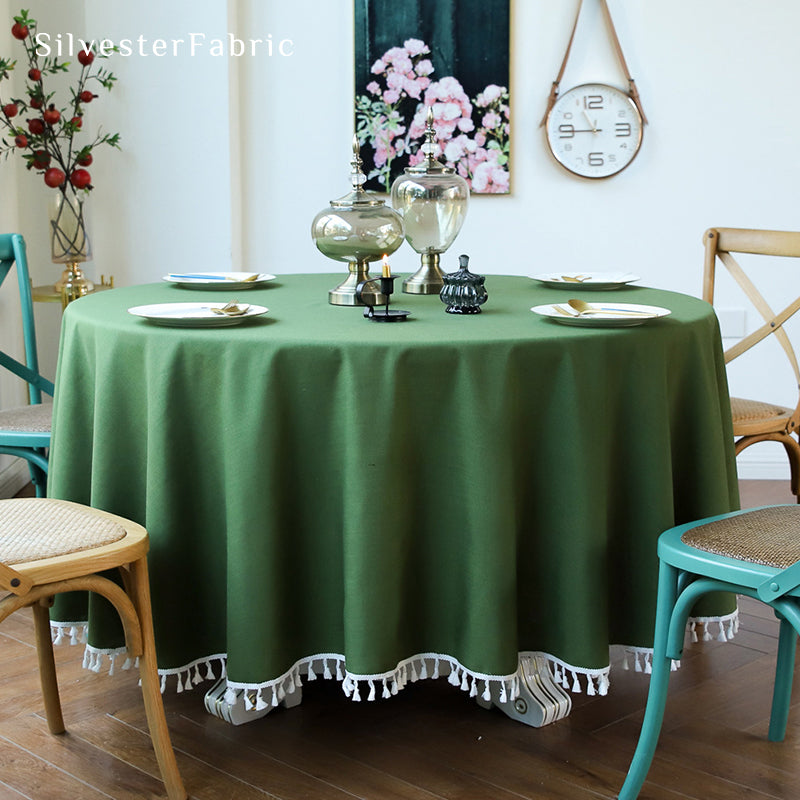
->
[354,0,511,194]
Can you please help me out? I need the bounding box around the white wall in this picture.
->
[5,1,800,477]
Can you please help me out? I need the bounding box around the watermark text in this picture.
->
[35,32,294,58]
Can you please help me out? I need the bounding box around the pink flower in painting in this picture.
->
[482,111,500,130]
[403,74,430,100]
[386,71,404,90]
[472,160,509,193]
[408,76,473,140]
[443,138,465,163]
[356,38,442,186]
[357,39,510,193]
[457,117,475,133]
[475,84,504,107]
[382,46,413,75]
[403,38,429,56]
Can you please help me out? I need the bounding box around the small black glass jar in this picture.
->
[439,254,488,314]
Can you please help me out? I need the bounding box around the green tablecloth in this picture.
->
[48,274,738,703]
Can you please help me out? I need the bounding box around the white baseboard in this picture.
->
[734,456,791,481]
[0,460,32,498]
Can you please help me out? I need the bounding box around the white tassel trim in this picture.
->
[223,652,521,715]
[49,621,87,646]
[534,652,611,697]
[156,655,227,694]
[58,612,747,713]
[690,609,739,644]
[620,608,741,677]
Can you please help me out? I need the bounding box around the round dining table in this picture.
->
[47,272,739,726]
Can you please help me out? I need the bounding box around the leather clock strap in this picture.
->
[539,0,648,126]
[539,0,584,127]
[599,0,648,124]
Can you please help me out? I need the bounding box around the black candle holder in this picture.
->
[356,276,410,322]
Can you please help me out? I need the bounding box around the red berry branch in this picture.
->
[0,9,120,196]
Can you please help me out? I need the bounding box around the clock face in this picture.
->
[545,83,643,179]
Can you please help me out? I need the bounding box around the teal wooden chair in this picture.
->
[619,505,800,798]
[0,234,54,496]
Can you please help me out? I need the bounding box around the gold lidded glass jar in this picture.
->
[312,136,405,306]
[390,107,469,294]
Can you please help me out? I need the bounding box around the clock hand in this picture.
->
[582,110,598,133]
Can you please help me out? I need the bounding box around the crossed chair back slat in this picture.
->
[703,227,800,431]
[0,234,53,403]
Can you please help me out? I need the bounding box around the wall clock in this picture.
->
[544,82,643,179]
[540,0,647,180]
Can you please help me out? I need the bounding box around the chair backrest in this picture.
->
[703,227,800,408]
[0,234,53,403]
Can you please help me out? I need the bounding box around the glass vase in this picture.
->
[49,189,92,264]
[49,190,94,299]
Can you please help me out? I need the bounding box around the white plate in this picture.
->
[128,302,268,327]
[163,272,276,289]
[531,302,671,328]
[531,272,640,290]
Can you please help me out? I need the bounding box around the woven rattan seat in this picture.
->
[0,403,52,433]
[681,505,800,569]
[0,498,126,565]
[731,397,793,430]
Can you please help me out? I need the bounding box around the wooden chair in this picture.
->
[703,228,800,500]
[0,234,53,496]
[619,505,800,798]
[0,498,186,799]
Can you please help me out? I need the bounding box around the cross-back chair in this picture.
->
[0,233,53,496]
[0,497,186,799]
[618,504,800,798]
[703,227,800,500]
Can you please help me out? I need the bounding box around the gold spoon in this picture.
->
[560,274,588,282]
[567,298,651,317]
[211,301,250,316]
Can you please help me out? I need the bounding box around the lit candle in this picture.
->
[382,254,391,278]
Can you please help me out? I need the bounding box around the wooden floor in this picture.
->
[2,481,800,799]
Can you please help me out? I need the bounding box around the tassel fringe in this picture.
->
[51,607,741,716]
[621,609,740,676]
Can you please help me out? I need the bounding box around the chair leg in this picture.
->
[769,616,797,742]
[776,434,800,503]
[27,463,47,498]
[128,557,187,800]
[32,600,65,734]
[618,561,680,800]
